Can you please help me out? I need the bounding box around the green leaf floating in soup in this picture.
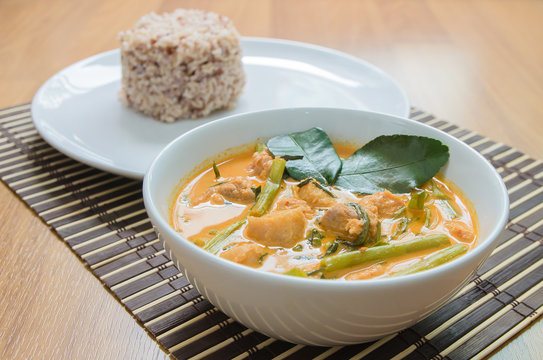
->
[335,134,450,194]
[171,128,476,280]
[267,127,342,185]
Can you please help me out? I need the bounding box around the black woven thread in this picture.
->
[0,104,541,360]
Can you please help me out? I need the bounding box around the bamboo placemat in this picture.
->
[1,103,542,360]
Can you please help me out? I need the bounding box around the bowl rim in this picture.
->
[143,107,509,290]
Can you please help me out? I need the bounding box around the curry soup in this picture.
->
[171,145,477,280]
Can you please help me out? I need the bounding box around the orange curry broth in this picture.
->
[171,144,478,280]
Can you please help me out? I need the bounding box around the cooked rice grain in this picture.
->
[118,9,245,122]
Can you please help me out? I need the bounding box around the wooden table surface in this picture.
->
[1,0,542,359]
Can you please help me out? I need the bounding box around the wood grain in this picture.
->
[0,0,541,359]
[0,184,168,360]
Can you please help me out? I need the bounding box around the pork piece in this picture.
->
[359,190,405,218]
[219,242,266,267]
[247,150,273,179]
[319,203,363,241]
[275,197,314,219]
[245,208,307,248]
[445,221,475,242]
[297,181,336,208]
[194,177,255,204]
[319,203,378,241]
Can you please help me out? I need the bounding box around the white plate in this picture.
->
[31,37,409,179]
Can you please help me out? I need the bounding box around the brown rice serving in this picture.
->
[118,9,246,122]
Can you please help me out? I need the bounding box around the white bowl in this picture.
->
[143,108,509,346]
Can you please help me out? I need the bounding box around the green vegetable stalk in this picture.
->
[321,234,451,272]
[212,161,221,179]
[203,218,246,254]
[312,181,337,198]
[250,157,286,216]
[389,244,468,277]
[346,202,370,246]
[283,268,308,277]
[321,240,339,257]
[392,206,406,219]
[408,190,428,210]
[307,229,324,247]
[438,199,460,219]
[374,221,382,242]
[391,217,409,239]
[424,207,432,228]
[431,179,450,199]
